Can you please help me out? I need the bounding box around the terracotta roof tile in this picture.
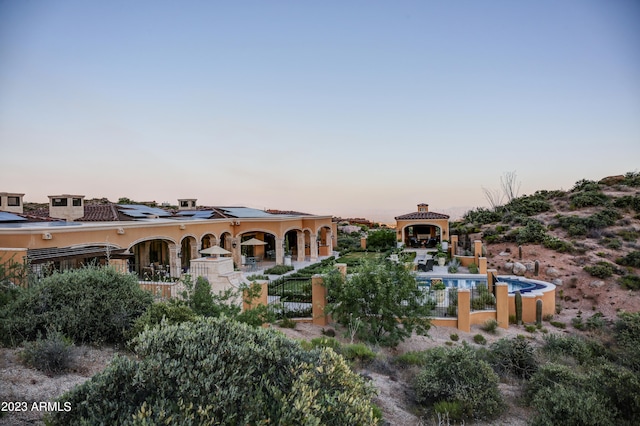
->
[395,211,450,220]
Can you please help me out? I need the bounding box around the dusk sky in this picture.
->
[1,1,638,223]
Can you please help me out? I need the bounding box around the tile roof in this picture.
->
[78,204,132,222]
[395,211,450,220]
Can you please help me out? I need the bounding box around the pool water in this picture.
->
[415,274,543,294]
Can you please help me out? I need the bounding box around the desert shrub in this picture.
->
[583,261,616,278]
[613,195,640,211]
[433,400,464,422]
[505,194,552,216]
[619,275,640,290]
[603,237,623,250]
[127,299,196,340]
[525,324,537,333]
[480,319,499,334]
[529,382,613,426]
[550,320,566,329]
[413,345,504,420]
[515,219,547,244]
[463,207,503,225]
[263,264,294,275]
[542,236,574,253]
[591,362,640,424]
[486,336,537,379]
[541,334,598,365]
[572,179,601,192]
[447,258,460,273]
[49,318,379,425]
[0,266,153,346]
[557,209,621,236]
[366,229,396,251]
[621,171,640,187]
[473,334,487,345]
[585,312,606,331]
[324,260,431,347]
[614,312,640,371]
[20,329,74,375]
[277,317,297,328]
[394,350,429,367]
[450,333,459,341]
[618,228,640,242]
[570,190,610,209]
[616,250,640,268]
[467,262,479,274]
[341,343,376,363]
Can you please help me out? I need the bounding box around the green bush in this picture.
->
[325,260,431,347]
[486,336,537,379]
[614,311,640,371]
[20,329,74,375]
[127,299,196,340]
[366,229,396,251]
[613,195,640,211]
[473,334,487,345]
[264,264,294,275]
[394,350,428,367]
[505,194,552,216]
[341,343,376,363]
[48,318,379,425]
[413,345,504,420]
[515,219,548,244]
[542,236,574,253]
[0,266,153,346]
[480,319,499,334]
[541,334,599,365]
[616,251,640,268]
[618,228,640,242]
[584,261,616,278]
[570,190,610,209]
[620,275,640,290]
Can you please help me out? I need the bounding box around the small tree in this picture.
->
[366,229,396,251]
[324,259,431,347]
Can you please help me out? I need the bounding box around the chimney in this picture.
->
[0,192,25,214]
[48,194,85,221]
[417,203,429,212]
[178,198,197,210]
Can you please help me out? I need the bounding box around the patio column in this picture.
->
[297,231,305,262]
[309,234,318,261]
[190,241,199,260]
[231,238,242,268]
[169,243,180,278]
[275,238,284,265]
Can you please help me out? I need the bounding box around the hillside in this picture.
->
[454,172,640,319]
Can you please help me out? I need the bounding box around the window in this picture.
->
[180,200,189,207]
[72,198,82,207]
[8,196,20,206]
[52,198,68,207]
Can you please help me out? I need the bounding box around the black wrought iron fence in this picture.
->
[268,277,313,319]
[470,284,496,311]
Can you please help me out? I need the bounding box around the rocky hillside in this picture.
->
[453,172,640,319]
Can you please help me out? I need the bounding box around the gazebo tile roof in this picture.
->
[395,211,450,220]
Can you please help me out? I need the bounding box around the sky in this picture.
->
[1,0,639,223]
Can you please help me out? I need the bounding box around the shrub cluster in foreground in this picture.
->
[0,266,153,346]
[47,317,380,425]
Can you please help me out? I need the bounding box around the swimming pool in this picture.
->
[415,273,551,294]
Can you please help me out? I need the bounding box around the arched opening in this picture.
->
[404,224,442,248]
[238,231,277,269]
[317,226,333,256]
[219,232,232,250]
[180,236,197,272]
[130,239,173,280]
[201,233,217,251]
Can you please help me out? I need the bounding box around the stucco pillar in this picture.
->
[335,263,347,278]
[309,234,318,261]
[457,289,471,333]
[450,235,458,257]
[478,257,487,274]
[312,274,329,326]
[275,238,284,265]
[360,236,367,250]
[495,283,509,329]
[231,238,242,268]
[190,240,199,260]
[487,268,498,293]
[297,232,305,262]
[169,243,180,278]
[243,281,269,311]
[474,240,483,264]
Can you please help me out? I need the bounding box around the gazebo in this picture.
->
[395,203,450,248]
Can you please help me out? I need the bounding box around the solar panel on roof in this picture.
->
[0,212,27,222]
[217,207,274,218]
[118,204,171,218]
